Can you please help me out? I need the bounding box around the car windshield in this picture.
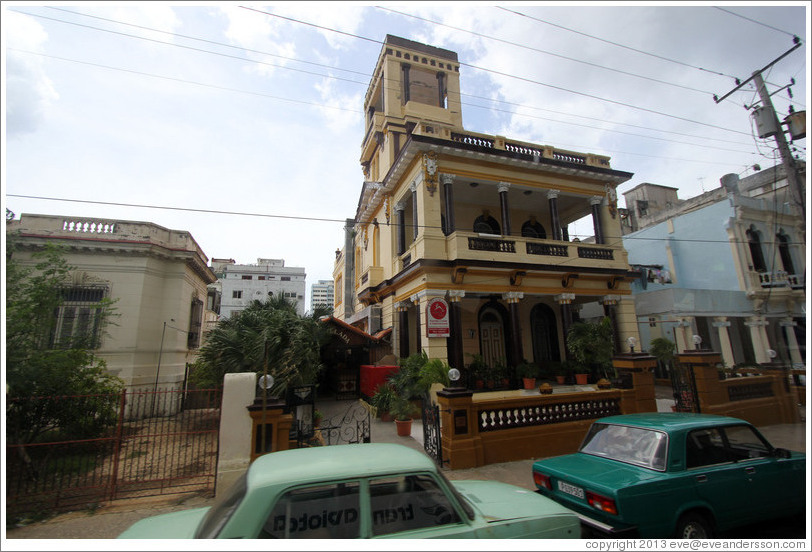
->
[195,473,247,538]
[579,423,668,471]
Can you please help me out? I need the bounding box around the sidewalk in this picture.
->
[5,390,807,540]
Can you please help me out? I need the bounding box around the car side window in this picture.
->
[686,428,729,468]
[260,481,361,539]
[723,425,771,460]
[369,474,462,537]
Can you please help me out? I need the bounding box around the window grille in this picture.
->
[49,286,108,349]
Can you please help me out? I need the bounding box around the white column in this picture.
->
[675,318,693,353]
[780,318,803,367]
[712,317,735,368]
[745,317,771,364]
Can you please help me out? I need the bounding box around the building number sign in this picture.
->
[426,297,450,338]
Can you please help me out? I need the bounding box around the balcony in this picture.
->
[750,270,805,291]
[446,231,626,271]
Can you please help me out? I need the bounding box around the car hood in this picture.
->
[117,507,210,539]
[535,454,663,490]
[452,480,577,521]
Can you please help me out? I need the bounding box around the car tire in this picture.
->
[675,513,713,539]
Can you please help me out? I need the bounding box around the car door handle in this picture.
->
[745,467,756,474]
[695,475,708,483]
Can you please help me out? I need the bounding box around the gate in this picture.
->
[421,395,444,466]
[6,387,221,519]
[305,401,371,447]
[670,361,700,413]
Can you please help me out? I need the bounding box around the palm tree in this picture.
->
[190,297,331,393]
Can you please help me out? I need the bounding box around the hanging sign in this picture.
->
[426,297,450,338]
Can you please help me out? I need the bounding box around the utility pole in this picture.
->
[714,39,805,218]
[752,70,805,218]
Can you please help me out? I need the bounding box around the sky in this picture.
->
[2,1,809,314]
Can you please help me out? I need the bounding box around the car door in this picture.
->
[719,424,793,523]
[685,427,745,525]
[367,474,471,538]
[257,481,362,538]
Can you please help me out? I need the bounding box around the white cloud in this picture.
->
[4,11,59,137]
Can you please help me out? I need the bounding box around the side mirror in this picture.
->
[772,448,792,459]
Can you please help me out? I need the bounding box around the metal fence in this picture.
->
[6,387,221,520]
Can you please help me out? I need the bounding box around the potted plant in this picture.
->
[566,317,616,385]
[390,394,418,437]
[467,354,488,389]
[312,409,323,427]
[516,361,539,390]
[493,359,510,389]
[370,384,397,422]
[649,337,676,380]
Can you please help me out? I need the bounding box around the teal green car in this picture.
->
[119,443,579,539]
[532,413,806,538]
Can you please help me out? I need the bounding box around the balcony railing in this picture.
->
[450,232,624,269]
[750,271,805,290]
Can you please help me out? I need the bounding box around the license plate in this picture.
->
[557,480,585,499]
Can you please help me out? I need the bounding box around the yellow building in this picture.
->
[333,35,640,378]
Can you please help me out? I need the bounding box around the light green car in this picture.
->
[119,443,580,539]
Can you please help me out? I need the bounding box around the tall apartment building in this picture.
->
[332,35,639,374]
[310,279,335,312]
[211,258,306,317]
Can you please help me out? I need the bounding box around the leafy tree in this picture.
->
[5,243,123,446]
[190,296,332,393]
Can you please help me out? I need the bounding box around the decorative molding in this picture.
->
[590,195,603,206]
[447,290,465,302]
[451,267,467,284]
[497,181,511,194]
[555,293,575,305]
[510,270,526,286]
[561,272,579,288]
[440,173,455,186]
[502,292,524,304]
[423,151,438,196]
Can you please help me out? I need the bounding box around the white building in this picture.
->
[310,280,335,312]
[211,258,307,317]
[7,213,217,392]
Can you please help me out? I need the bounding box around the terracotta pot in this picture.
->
[555,375,566,384]
[395,418,412,437]
[379,411,392,422]
[522,377,537,390]
[575,373,589,385]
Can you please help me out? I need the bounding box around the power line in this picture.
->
[377,6,717,95]
[714,7,802,38]
[497,6,738,79]
[9,47,759,160]
[240,5,754,137]
[17,7,759,149]
[7,194,802,247]
[8,48,361,114]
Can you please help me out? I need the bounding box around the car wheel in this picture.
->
[675,513,713,539]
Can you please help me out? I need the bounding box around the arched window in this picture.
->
[521,217,547,239]
[473,210,501,234]
[776,230,795,274]
[746,225,767,272]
